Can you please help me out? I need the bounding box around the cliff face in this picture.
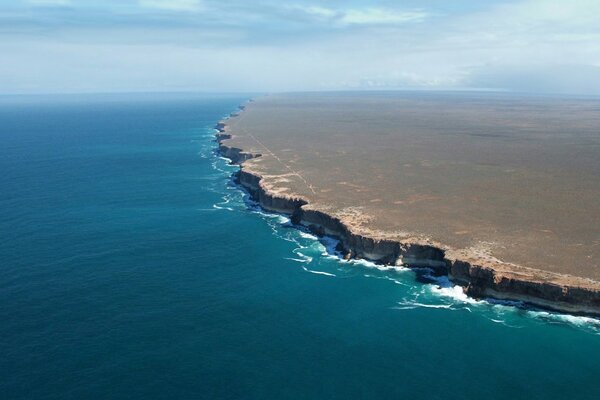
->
[214,112,600,317]
[449,261,600,315]
[300,208,446,269]
[238,169,306,214]
[218,144,258,164]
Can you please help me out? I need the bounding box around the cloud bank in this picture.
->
[2,0,600,94]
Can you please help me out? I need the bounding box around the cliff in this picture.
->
[214,107,600,317]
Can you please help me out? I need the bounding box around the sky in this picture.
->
[1,0,600,94]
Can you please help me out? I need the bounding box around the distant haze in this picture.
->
[2,0,600,95]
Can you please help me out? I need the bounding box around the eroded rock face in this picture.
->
[449,260,600,314]
[215,109,600,317]
[218,144,259,165]
[214,121,227,132]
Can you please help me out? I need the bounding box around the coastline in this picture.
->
[215,103,600,317]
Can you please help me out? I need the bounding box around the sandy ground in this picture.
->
[225,92,600,280]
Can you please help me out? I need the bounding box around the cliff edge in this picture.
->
[215,100,600,317]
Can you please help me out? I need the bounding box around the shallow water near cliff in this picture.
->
[1,93,599,399]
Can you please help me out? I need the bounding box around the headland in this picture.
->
[217,92,600,316]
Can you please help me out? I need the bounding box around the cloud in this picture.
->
[25,0,71,6]
[138,0,204,12]
[3,0,600,94]
[291,5,428,26]
[340,8,428,25]
[296,6,336,18]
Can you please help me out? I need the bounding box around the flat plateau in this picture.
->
[218,91,600,315]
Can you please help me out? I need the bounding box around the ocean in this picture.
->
[0,93,599,399]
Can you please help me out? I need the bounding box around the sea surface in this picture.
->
[1,93,599,399]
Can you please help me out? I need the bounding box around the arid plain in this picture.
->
[224,92,600,283]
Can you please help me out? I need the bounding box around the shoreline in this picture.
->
[215,103,600,317]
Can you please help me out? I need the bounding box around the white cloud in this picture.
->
[4,0,600,94]
[340,8,428,25]
[138,0,204,12]
[25,0,71,6]
[291,5,428,26]
[298,6,336,18]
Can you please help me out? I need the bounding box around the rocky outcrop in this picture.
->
[300,208,446,269]
[218,144,259,164]
[214,118,260,164]
[215,121,227,132]
[448,260,600,315]
[214,109,600,317]
[238,169,306,214]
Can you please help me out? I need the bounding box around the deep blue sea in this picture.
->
[1,93,599,399]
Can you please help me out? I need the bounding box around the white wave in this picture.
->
[212,204,234,211]
[423,274,480,304]
[251,210,289,225]
[301,266,336,277]
[363,274,410,287]
[430,284,477,304]
[285,257,309,263]
[486,318,523,328]
[374,264,410,274]
[393,302,454,310]
[293,251,313,263]
[299,231,318,240]
[274,234,299,244]
[349,258,379,268]
[212,194,240,211]
[276,215,291,224]
[309,241,327,253]
[251,210,273,218]
[528,310,600,332]
[344,258,410,276]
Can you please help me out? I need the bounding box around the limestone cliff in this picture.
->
[214,108,600,317]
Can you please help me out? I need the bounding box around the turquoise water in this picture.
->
[1,93,599,399]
